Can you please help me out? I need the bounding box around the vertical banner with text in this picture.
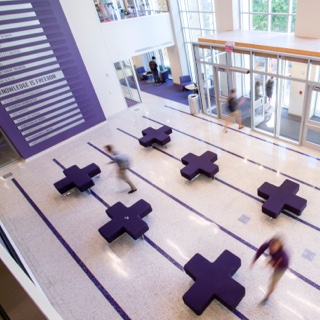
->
[0,0,105,158]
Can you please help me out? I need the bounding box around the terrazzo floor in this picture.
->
[1,91,320,320]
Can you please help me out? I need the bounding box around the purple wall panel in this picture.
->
[0,0,106,158]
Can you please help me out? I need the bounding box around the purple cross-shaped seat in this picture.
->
[54,163,101,194]
[183,250,245,315]
[99,200,152,243]
[257,179,307,219]
[139,125,172,148]
[180,151,219,181]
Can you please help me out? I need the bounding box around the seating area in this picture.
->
[179,75,193,91]
[98,199,152,243]
[257,179,307,219]
[183,250,245,315]
[54,163,101,195]
[139,125,172,148]
[160,69,169,83]
[135,66,153,81]
[180,151,219,181]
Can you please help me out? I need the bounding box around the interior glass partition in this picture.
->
[302,86,320,150]
[218,68,231,118]
[277,78,304,142]
[195,45,216,116]
[254,52,278,74]
[203,63,216,116]
[277,56,307,142]
[115,60,141,105]
[252,73,277,135]
[309,60,320,83]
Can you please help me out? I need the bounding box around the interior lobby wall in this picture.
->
[59,0,127,119]
[295,0,320,39]
[102,13,175,63]
[288,62,306,117]
[214,0,240,32]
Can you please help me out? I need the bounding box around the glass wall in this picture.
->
[192,42,320,147]
[178,0,216,79]
[93,0,168,23]
[239,0,297,33]
[115,60,141,104]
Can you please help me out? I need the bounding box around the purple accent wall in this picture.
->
[0,0,106,158]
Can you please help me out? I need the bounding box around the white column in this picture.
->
[295,0,320,38]
[214,0,240,32]
[167,0,189,84]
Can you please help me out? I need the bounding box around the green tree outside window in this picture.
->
[252,14,268,30]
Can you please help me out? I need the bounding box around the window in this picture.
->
[178,0,217,79]
[93,0,168,23]
[240,0,297,33]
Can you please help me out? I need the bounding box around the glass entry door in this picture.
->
[198,63,216,116]
[216,68,231,118]
[216,69,251,126]
[302,86,320,150]
[114,60,141,105]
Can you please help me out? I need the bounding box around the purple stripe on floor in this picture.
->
[142,116,320,191]
[11,178,131,320]
[87,142,320,292]
[81,160,246,318]
[117,128,320,233]
[163,105,320,161]
[53,158,65,170]
[90,191,184,272]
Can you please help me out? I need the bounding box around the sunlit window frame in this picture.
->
[239,0,296,33]
[177,0,217,79]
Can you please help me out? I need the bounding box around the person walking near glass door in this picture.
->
[224,89,246,132]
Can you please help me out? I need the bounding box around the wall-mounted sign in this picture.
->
[225,41,234,53]
[0,0,105,158]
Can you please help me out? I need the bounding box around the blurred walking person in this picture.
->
[224,89,246,132]
[106,145,137,194]
[265,76,275,112]
[251,236,289,305]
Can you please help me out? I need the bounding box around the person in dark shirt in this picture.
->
[265,76,275,112]
[106,145,137,194]
[224,89,246,132]
[149,56,160,85]
[251,236,289,304]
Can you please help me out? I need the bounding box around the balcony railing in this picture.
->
[94,0,169,23]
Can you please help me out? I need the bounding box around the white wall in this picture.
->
[59,0,127,118]
[215,0,240,32]
[102,14,175,62]
[132,55,143,69]
[59,0,177,117]
[167,0,189,83]
[295,0,320,38]
[288,62,306,117]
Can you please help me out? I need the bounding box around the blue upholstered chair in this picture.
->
[136,66,146,80]
[179,75,193,91]
[160,69,169,83]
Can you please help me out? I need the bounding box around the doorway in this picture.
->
[302,85,320,151]
[215,68,251,127]
[114,60,141,107]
